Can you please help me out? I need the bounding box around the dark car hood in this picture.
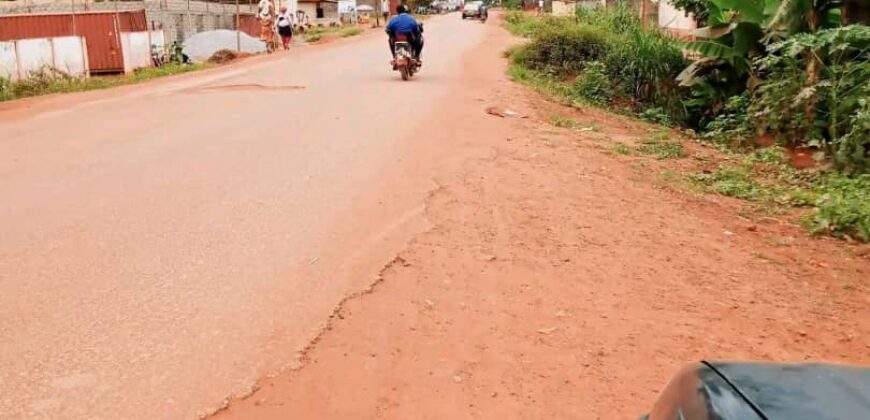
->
[707,362,870,420]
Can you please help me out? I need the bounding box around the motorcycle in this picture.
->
[392,34,419,81]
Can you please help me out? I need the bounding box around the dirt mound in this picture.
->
[183,30,265,62]
[207,49,250,64]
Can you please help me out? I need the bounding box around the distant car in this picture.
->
[462,1,484,19]
[641,361,870,420]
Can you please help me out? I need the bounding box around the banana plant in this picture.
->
[676,0,843,86]
[677,0,782,87]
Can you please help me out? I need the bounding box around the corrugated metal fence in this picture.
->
[0,10,147,73]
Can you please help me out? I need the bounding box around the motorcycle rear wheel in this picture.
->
[400,66,410,81]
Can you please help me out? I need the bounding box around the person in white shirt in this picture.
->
[275,6,294,50]
[537,0,544,15]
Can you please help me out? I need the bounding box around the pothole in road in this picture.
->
[189,84,307,93]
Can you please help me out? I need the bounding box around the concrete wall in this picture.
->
[0,42,18,79]
[0,35,88,80]
[298,2,317,21]
[121,30,163,73]
[658,0,695,34]
[551,0,575,16]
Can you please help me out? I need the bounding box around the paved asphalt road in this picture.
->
[0,14,486,420]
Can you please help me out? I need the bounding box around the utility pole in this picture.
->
[71,0,77,36]
[187,0,191,41]
[640,0,647,28]
[113,0,122,55]
[236,0,241,51]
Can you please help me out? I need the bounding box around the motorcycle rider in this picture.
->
[386,4,424,66]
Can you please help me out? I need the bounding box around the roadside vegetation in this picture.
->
[0,64,207,102]
[303,24,364,42]
[504,2,870,242]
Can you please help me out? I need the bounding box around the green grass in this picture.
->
[552,114,579,129]
[504,11,550,37]
[808,174,870,242]
[339,26,363,37]
[504,13,869,243]
[303,24,363,43]
[690,164,769,201]
[0,64,207,102]
[636,130,685,159]
[611,143,631,155]
[686,148,870,242]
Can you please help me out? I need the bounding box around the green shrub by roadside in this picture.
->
[502,0,524,10]
[512,24,611,77]
[749,26,870,173]
[701,94,751,147]
[506,5,688,122]
[504,6,870,242]
[836,100,870,174]
[0,76,10,101]
[601,26,688,119]
[571,61,613,105]
[809,174,870,242]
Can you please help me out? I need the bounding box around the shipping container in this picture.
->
[0,10,147,73]
[237,14,259,39]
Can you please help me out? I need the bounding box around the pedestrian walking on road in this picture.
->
[258,0,277,52]
[276,7,294,50]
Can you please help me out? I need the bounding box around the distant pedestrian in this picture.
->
[537,0,544,15]
[258,0,277,52]
[276,6,294,50]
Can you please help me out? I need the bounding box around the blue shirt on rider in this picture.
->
[386,13,419,34]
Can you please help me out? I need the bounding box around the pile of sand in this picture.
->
[183,30,265,62]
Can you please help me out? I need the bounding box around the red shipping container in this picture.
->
[0,10,147,73]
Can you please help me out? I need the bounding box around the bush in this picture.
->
[576,1,640,33]
[750,25,870,173]
[836,100,870,173]
[570,61,613,104]
[0,76,9,101]
[810,174,870,242]
[602,28,688,119]
[702,94,751,146]
[508,4,688,123]
[513,24,611,76]
[502,0,523,10]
